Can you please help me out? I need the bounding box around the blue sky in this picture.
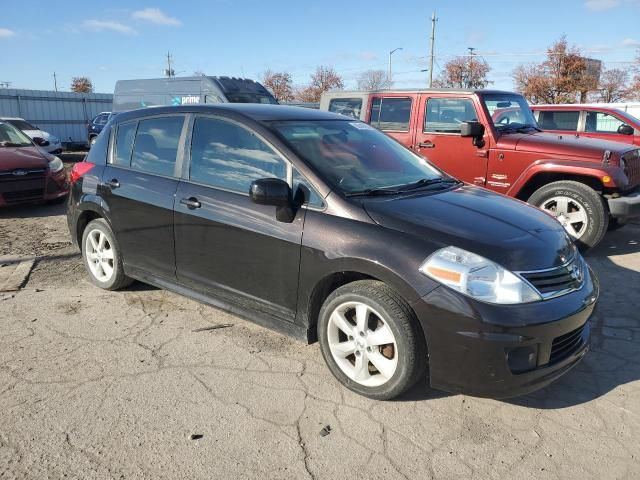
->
[1,0,639,93]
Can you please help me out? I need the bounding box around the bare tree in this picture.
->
[630,49,640,101]
[262,70,294,102]
[434,55,491,89]
[594,68,630,102]
[71,77,94,93]
[357,69,392,90]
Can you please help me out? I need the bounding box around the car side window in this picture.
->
[113,121,138,166]
[328,98,362,119]
[424,98,477,133]
[585,111,625,133]
[131,116,185,177]
[292,168,324,208]
[369,97,411,132]
[190,116,287,193]
[537,111,579,131]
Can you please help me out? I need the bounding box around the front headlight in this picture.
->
[48,156,64,173]
[419,246,541,304]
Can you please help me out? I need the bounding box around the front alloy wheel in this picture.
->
[539,196,588,239]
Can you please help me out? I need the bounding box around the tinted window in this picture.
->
[424,98,477,133]
[369,97,411,131]
[585,111,625,133]
[113,121,138,166]
[7,119,37,131]
[328,98,363,119]
[293,168,324,208]
[537,111,579,131]
[131,116,184,176]
[190,117,287,192]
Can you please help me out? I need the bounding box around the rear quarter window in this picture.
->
[113,121,138,167]
[369,97,411,132]
[328,98,363,119]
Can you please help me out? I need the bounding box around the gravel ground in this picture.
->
[1,177,639,479]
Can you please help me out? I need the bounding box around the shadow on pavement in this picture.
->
[0,200,67,219]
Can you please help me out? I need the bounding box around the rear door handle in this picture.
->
[106,179,120,189]
[417,141,435,149]
[180,197,201,209]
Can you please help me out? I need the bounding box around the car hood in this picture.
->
[0,146,49,171]
[497,131,633,160]
[361,185,575,272]
[24,129,59,143]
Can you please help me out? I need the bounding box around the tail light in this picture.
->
[70,161,95,184]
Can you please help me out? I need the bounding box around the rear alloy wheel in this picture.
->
[528,180,608,250]
[81,218,132,290]
[318,280,427,400]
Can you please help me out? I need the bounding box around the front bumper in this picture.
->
[608,189,640,219]
[411,266,598,399]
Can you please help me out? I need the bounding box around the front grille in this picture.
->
[519,256,584,299]
[3,189,44,203]
[622,150,640,188]
[0,169,46,203]
[550,323,587,364]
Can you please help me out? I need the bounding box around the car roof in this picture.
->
[322,88,517,95]
[113,104,348,123]
[0,117,26,121]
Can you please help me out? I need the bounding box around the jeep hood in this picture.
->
[361,185,574,272]
[497,131,633,161]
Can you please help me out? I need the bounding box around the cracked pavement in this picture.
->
[1,200,639,479]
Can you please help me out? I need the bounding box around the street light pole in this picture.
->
[388,47,403,84]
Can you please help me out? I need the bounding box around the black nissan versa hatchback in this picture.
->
[67,104,598,400]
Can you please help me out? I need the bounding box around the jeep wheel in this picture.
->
[317,280,427,400]
[528,180,608,250]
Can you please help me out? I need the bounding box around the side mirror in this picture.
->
[617,124,634,135]
[33,137,50,147]
[249,178,295,222]
[460,121,485,147]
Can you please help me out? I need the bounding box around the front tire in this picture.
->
[317,280,427,400]
[528,180,608,250]
[81,218,132,290]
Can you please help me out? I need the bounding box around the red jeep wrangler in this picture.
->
[320,90,640,249]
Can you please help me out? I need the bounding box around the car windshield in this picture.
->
[226,93,278,104]
[482,94,539,134]
[268,120,445,195]
[0,122,34,147]
[7,119,37,131]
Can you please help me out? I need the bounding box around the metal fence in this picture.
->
[0,89,113,147]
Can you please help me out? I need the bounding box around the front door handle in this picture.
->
[180,197,201,209]
[417,141,435,149]
[106,179,120,189]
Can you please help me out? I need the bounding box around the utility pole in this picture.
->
[428,12,437,88]
[165,52,174,78]
[467,47,476,89]
[53,72,58,92]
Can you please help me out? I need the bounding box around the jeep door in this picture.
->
[100,114,186,279]
[173,115,305,323]
[412,94,488,186]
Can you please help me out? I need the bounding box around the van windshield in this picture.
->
[268,120,446,195]
[226,93,278,104]
[482,93,540,133]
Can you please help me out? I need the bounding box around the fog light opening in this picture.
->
[507,345,539,374]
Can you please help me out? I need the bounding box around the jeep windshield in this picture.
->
[0,123,34,147]
[268,120,448,195]
[482,94,540,134]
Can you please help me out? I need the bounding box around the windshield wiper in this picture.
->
[0,141,25,147]
[497,125,540,134]
[399,177,461,191]
[345,187,404,197]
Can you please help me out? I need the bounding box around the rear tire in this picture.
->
[528,180,608,250]
[317,280,427,400]
[81,218,133,290]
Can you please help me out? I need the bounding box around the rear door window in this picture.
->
[113,121,138,166]
[537,110,579,131]
[369,97,411,131]
[585,111,626,133]
[130,116,185,177]
[189,116,287,193]
[424,98,478,133]
[328,98,363,119]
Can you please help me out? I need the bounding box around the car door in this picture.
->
[173,115,304,322]
[413,94,488,185]
[581,110,636,145]
[367,94,416,149]
[100,114,187,279]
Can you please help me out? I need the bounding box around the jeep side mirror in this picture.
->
[617,124,634,135]
[460,121,485,147]
[33,137,50,147]
[249,178,295,222]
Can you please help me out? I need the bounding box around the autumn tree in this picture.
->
[594,68,630,102]
[434,55,491,89]
[262,70,294,102]
[71,77,93,93]
[357,69,392,90]
[630,49,640,100]
[295,66,344,102]
[512,37,594,104]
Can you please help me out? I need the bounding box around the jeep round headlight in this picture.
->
[419,246,541,304]
[48,156,64,173]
